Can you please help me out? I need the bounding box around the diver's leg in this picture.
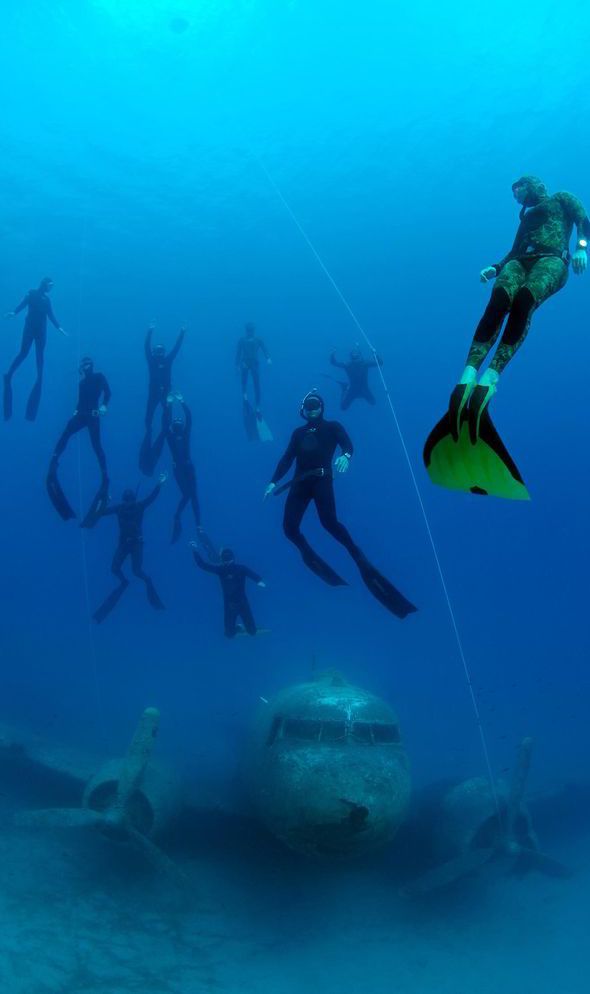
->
[314,478,360,557]
[363,387,376,405]
[450,262,524,440]
[93,545,129,623]
[53,414,83,459]
[145,387,159,429]
[224,600,238,638]
[469,258,567,442]
[284,483,346,586]
[491,258,568,375]
[111,545,129,582]
[6,325,34,379]
[252,363,261,410]
[187,467,200,527]
[241,364,249,400]
[87,417,108,480]
[25,331,46,421]
[239,596,257,635]
[283,485,312,548]
[131,541,164,608]
[172,489,189,543]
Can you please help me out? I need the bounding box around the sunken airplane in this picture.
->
[245,671,411,858]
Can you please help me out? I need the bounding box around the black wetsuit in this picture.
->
[93,484,164,622]
[5,288,61,420]
[192,550,261,637]
[144,327,184,428]
[164,402,200,542]
[53,371,111,478]
[329,353,382,409]
[271,416,416,617]
[236,334,269,408]
[271,418,358,573]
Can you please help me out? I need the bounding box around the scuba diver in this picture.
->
[327,346,383,409]
[450,175,589,442]
[144,320,185,429]
[47,357,111,522]
[91,474,167,624]
[189,542,266,638]
[263,391,416,618]
[3,276,67,421]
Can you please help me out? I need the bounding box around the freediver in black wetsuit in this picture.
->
[235,322,271,414]
[47,357,111,522]
[160,397,201,544]
[3,277,67,421]
[327,347,383,409]
[144,321,185,429]
[263,391,416,618]
[189,543,266,637]
[91,474,167,623]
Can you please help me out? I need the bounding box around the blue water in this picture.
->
[0,2,588,992]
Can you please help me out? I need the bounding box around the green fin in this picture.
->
[424,410,530,501]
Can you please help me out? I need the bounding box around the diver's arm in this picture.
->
[330,351,345,369]
[243,566,263,583]
[145,325,153,361]
[235,338,244,365]
[46,300,61,329]
[192,548,222,574]
[10,294,29,317]
[334,422,354,458]
[169,327,185,362]
[140,483,161,510]
[368,354,384,368]
[100,375,112,407]
[258,338,270,361]
[271,432,298,483]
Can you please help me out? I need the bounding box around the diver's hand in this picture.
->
[263,482,276,500]
[98,404,107,416]
[266,357,272,365]
[572,249,587,275]
[4,311,15,319]
[180,323,187,332]
[257,581,266,588]
[188,540,199,551]
[334,454,351,474]
[159,472,168,484]
[148,320,156,331]
[480,266,497,283]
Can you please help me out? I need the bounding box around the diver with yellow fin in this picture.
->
[425,176,589,499]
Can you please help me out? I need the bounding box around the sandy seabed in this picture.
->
[0,799,588,994]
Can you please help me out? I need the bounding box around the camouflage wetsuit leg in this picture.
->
[466,256,568,374]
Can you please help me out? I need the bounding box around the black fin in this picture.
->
[299,539,347,586]
[46,462,76,521]
[145,578,165,611]
[25,379,42,421]
[242,400,259,442]
[81,479,109,529]
[139,427,166,476]
[93,580,129,624]
[354,553,417,618]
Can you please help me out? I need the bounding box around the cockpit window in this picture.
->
[283,718,321,741]
[319,720,347,742]
[269,716,402,746]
